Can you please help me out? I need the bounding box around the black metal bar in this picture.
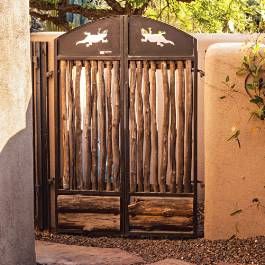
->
[57,55,121,61]
[54,38,60,231]
[129,192,194,197]
[192,40,198,237]
[128,56,195,61]
[57,190,121,196]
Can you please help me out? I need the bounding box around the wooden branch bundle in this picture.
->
[91,61,98,190]
[136,61,144,192]
[159,61,169,193]
[74,61,83,189]
[177,61,185,193]
[83,61,92,190]
[66,61,75,189]
[150,61,159,192]
[143,61,151,192]
[184,60,193,192]
[60,60,70,189]
[106,62,113,191]
[169,61,176,193]
[98,61,106,191]
[129,61,137,192]
[112,61,120,191]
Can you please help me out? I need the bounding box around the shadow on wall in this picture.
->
[0,99,36,265]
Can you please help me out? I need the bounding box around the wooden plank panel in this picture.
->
[74,61,83,189]
[136,61,144,192]
[177,61,185,193]
[83,61,92,190]
[57,195,120,213]
[159,61,169,193]
[129,61,137,192]
[98,61,106,191]
[169,61,176,193]
[106,62,113,191]
[129,196,193,217]
[150,61,159,192]
[112,61,120,191]
[60,60,69,189]
[91,61,98,190]
[58,213,120,231]
[143,61,151,192]
[184,60,193,192]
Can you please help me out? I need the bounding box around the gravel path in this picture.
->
[36,231,265,265]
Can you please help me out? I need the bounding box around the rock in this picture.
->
[36,240,144,265]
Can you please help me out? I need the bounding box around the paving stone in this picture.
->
[36,240,144,265]
[148,258,195,265]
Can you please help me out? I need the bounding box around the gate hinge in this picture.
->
[46,71,53,78]
[48,177,55,185]
[197,69,205,78]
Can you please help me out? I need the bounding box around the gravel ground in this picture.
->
[36,231,265,265]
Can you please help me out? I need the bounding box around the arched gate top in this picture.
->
[56,15,196,59]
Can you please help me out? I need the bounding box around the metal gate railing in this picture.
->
[54,15,198,238]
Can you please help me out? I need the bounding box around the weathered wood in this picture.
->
[129,61,137,192]
[98,61,106,191]
[58,213,120,231]
[60,60,70,189]
[112,61,120,191]
[184,60,193,193]
[136,61,144,192]
[129,196,193,217]
[91,61,98,190]
[143,61,151,192]
[177,61,185,193]
[150,61,159,192]
[57,195,120,213]
[169,61,176,193]
[67,61,75,189]
[106,62,113,191]
[74,61,83,189]
[130,215,193,230]
[159,61,169,193]
[83,61,92,190]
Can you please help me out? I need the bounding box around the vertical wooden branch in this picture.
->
[177,61,185,193]
[159,61,169,193]
[112,61,120,191]
[136,61,144,192]
[129,61,137,192]
[74,61,83,190]
[60,60,69,189]
[83,61,92,190]
[106,62,113,191]
[169,61,176,193]
[98,61,106,191]
[184,60,193,193]
[91,60,98,190]
[143,61,151,192]
[67,61,75,189]
[150,61,158,192]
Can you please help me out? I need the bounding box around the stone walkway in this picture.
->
[36,240,245,265]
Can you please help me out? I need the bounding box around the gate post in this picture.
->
[0,1,35,264]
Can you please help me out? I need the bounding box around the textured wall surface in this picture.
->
[204,43,265,239]
[0,1,35,264]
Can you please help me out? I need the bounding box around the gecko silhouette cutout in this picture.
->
[76,28,108,47]
[141,28,175,47]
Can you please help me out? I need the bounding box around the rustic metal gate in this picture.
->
[54,15,197,237]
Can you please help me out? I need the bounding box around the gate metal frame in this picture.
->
[54,15,198,238]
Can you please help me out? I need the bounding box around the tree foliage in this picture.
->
[30,0,265,33]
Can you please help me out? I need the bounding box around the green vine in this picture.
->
[221,37,265,146]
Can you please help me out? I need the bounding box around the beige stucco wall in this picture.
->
[0,0,35,264]
[204,43,265,239]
